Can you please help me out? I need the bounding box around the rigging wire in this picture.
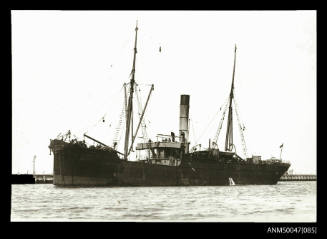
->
[83,84,124,137]
[194,96,230,145]
[113,94,126,147]
[212,96,230,147]
[116,118,126,151]
[190,118,197,146]
[107,34,133,71]
[233,96,248,158]
[136,83,154,87]
[135,84,149,142]
[194,107,221,145]
[77,28,159,149]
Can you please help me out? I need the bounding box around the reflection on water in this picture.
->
[11,181,316,222]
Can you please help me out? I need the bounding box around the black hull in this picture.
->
[50,140,290,186]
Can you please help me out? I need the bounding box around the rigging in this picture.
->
[212,44,248,157]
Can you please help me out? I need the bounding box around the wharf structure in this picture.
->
[279,174,316,181]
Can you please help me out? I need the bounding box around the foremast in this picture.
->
[123,22,138,160]
[123,22,154,161]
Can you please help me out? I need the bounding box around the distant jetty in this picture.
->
[11,174,53,184]
[33,174,53,184]
[279,174,316,181]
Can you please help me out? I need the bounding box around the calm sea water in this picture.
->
[11,181,316,222]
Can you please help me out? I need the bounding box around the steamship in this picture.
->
[49,23,290,186]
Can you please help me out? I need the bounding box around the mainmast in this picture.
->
[124,22,138,160]
[225,44,237,151]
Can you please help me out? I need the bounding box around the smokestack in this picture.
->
[179,95,190,148]
[33,155,36,175]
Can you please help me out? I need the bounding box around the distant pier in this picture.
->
[279,174,316,181]
[33,174,53,184]
[11,174,53,184]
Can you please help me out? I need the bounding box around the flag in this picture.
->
[280,144,284,148]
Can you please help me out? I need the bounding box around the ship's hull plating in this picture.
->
[51,140,290,186]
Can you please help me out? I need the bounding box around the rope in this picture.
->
[107,34,133,71]
[135,84,149,142]
[113,95,126,146]
[194,107,221,145]
[83,85,124,136]
[136,83,154,87]
[212,96,230,146]
[190,118,197,145]
[233,97,248,158]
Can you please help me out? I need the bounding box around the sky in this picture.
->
[12,10,316,174]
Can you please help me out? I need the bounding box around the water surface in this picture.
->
[11,181,316,222]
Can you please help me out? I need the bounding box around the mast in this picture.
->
[124,21,138,160]
[128,84,154,155]
[225,44,237,151]
[123,83,128,119]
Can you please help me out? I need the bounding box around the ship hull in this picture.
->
[50,140,290,186]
